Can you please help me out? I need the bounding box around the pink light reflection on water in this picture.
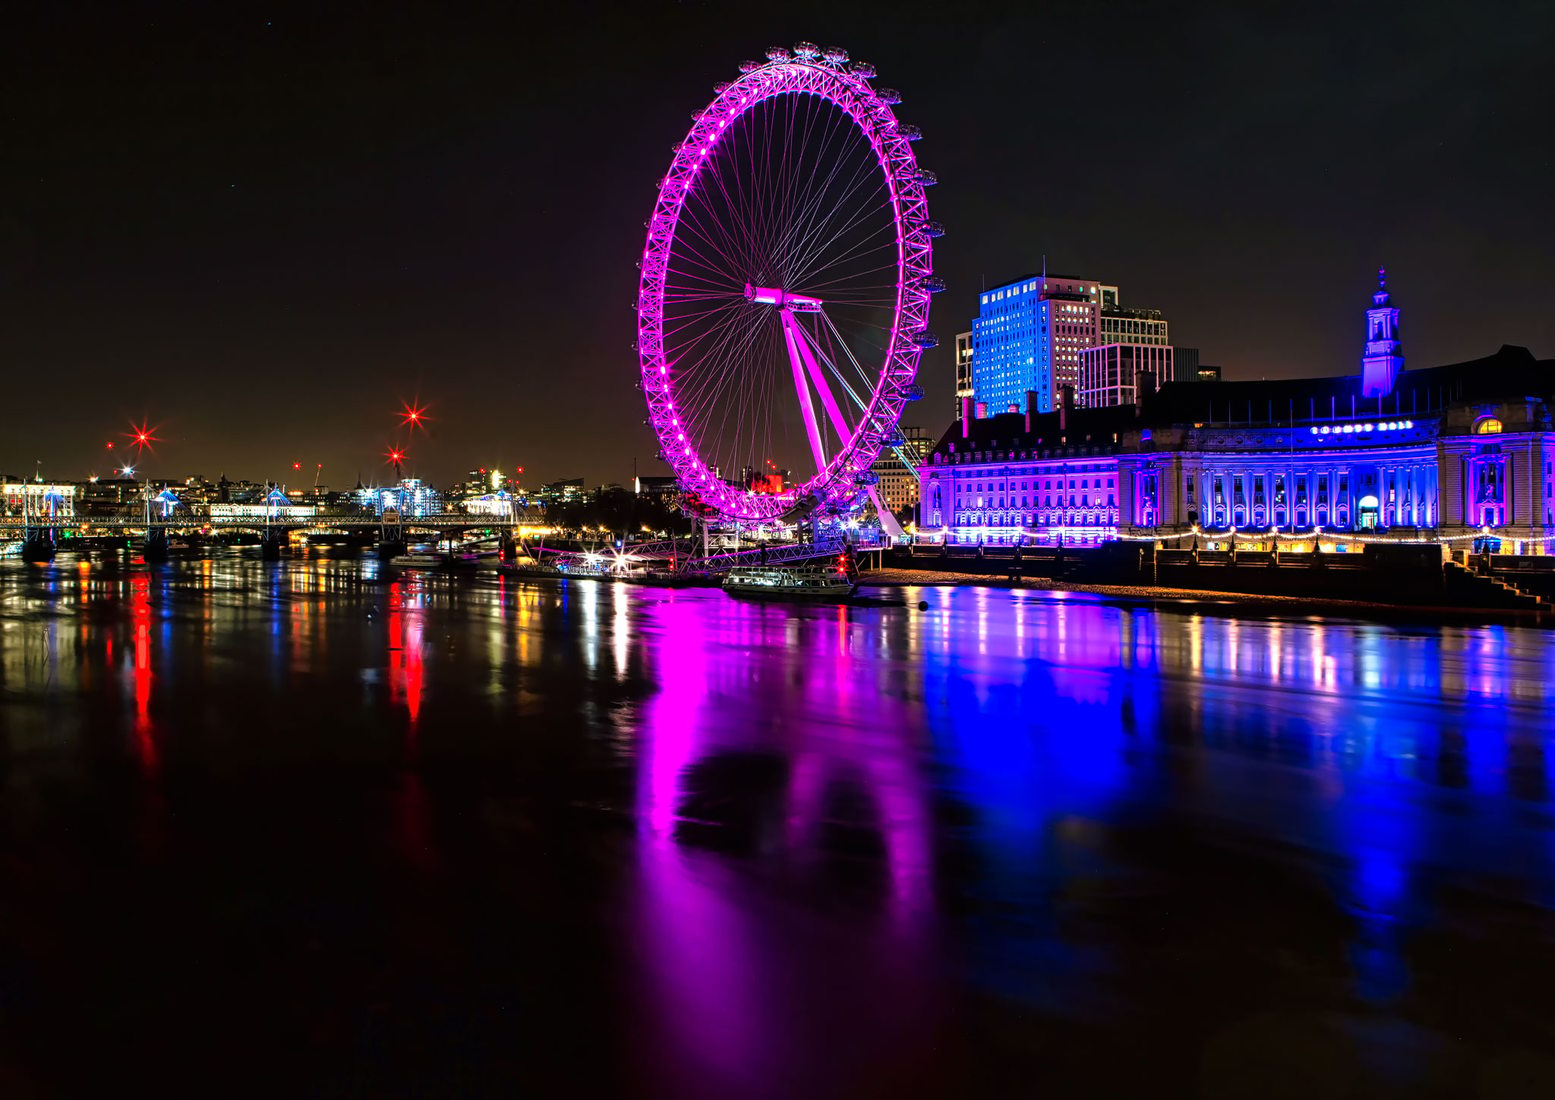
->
[632,595,770,1087]
[640,597,706,839]
[629,594,940,1094]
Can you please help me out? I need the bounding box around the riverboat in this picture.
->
[722,564,856,601]
[497,560,611,581]
[390,550,480,573]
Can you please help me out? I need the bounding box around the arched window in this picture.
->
[1473,416,1504,435]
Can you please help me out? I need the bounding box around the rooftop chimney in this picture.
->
[1059,385,1075,431]
[1025,390,1038,433]
[960,396,973,438]
[1135,369,1157,415]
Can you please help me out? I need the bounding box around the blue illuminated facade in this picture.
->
[971,274,1099,415]
[922,273,1555,552]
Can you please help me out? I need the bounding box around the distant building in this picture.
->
[451,468,513,505]
[1078,343,1175,409]
[1080,303,1175,408]
[536,478,584,504]
[1196,364,1222,382]
[917,393,1132,545]
[920,270,1555,553]
[76,477,136,515]
[360,478,442,517]
[2,480,76,519]
[461,490,515,517]
[1097,304,1169,350]
[954,331,974,422]
[735,465,789,495]
[210,487,317,522]
[634,475,681,500]
[1176,346,1201,380]
[971,273,1101,415]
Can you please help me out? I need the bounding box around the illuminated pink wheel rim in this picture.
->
[638,45,936,523]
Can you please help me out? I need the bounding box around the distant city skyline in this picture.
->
[4,1,1551,488]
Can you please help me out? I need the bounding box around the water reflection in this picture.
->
[631,594,939,1096]
[0,556,1553,1093]
[130,572,155,772]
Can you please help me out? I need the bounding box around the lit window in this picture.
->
[1473,416,1504,435]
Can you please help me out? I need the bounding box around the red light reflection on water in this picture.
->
[131,573,155,773]
[386,580,433,871]
[387,581,426,735]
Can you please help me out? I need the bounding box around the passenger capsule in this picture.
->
[925,276,947,293]
[793,41,821,60]
[713,81,730,94]
[739,59,762,74]
[924,220,946,237]
[854,471,879,486]
[850,61,876,78]
[903,384,926,401]
[915,168,938,186]
[909,329,938,349]
[822,46,849,64]
[897,123,923,141]
[875,87,902,105]
[765,46,791,62]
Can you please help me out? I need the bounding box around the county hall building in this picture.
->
[919,271,1555,553]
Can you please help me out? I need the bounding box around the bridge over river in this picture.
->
[0,509,884,574]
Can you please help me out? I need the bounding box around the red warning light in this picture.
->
[398,400,431,432]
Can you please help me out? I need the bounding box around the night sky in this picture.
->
[5,1,1552,488]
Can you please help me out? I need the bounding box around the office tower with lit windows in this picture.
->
[1079,304,1175,408]
[970,274,1101,415]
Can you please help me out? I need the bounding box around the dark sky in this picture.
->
[4,0,1552,488]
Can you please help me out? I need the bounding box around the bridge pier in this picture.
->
[143,527,170,563]
[260,531,285,561]
[376,538,406,561]
[21,528,57,563]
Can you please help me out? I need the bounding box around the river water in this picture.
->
[1,553,1553,1096]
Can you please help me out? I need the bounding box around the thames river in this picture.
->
[1,554,1553,1096]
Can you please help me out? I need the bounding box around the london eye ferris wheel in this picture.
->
[637,43,940,524]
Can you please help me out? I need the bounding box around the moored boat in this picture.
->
[497,559,611,581]
[722,563,856,600]
[391,550,480,573]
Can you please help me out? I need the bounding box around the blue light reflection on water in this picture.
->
[912,588,1554,1009]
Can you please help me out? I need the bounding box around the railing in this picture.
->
[685,535,888,573]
